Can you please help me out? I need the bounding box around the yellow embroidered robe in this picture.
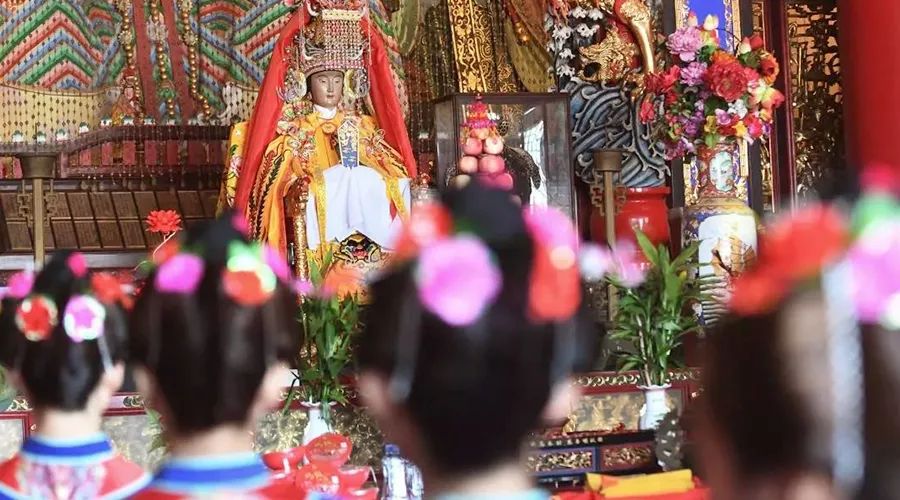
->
[244,111,409,256]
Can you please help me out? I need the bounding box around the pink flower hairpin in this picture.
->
[155,254,205,294]
[415,235,501,327]
[67,253,88,278]
[6,271,35,299]
[63,295,106,342]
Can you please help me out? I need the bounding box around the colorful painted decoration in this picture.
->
[63,295,106,342]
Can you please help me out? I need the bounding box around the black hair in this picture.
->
[129,212,300,434]
[0,251,128,410]
[700,290,834,486]
[358,184,594,475]
[703,290,900,500]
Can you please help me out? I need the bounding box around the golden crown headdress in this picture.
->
[294,0,369,77]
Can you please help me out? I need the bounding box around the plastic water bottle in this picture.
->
[404,459,423,500]
[381,444,409,499]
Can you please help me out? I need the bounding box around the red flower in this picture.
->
[748,33,765,50]
[639,99,656,123]
[91,273,124,306]
[762,204,848,281]
[646,66,680,93]
[705,60,751,102]
[664,90,679,105]
[710,51,738,66]
[759,54,780,84]
[146,210,182,234]
[729,268,786,316]
[223,270,272,306]
[744,114,764,139]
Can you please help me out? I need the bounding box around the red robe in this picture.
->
[0,434,149,499]
[131,452,303,499]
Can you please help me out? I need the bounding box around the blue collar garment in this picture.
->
[20,433,114,467]
[150,452,271,494]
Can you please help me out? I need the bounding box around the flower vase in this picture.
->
[682,142,758,326]
[302,403,332,446]
[638,384,671,430]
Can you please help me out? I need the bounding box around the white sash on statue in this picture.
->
[305,163,410,250]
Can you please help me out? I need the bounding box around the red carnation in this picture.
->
[146,210,182,234]
[759,54,780,84]
[639,99,656,123]
[748,34,765,50]
[705,61,751,102]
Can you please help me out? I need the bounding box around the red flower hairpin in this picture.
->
[730,204,849,316]
[15,295,58,341]
[91,273,126,307]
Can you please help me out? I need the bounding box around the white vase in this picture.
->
[638,384,671,430]
[302,403,332,445]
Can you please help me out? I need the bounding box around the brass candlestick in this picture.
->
[593,149,623,320]
[18,154,56,270]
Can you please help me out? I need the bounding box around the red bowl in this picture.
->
[344,487,379,500]
[262,451,291,473]
[306,433,353,468]
[338,465,371,491]
[296,462,341,494]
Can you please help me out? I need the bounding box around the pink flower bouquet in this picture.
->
[640,13,785,160]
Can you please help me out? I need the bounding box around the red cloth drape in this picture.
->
[838,0,900,170]
[233,9,417,212]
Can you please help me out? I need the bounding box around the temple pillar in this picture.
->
[838,0,900,169]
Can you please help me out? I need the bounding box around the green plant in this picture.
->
[285,251,361,420]
[610,230,707,387]
[145,408,167,454]
[0,367,16,411]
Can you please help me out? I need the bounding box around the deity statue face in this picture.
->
[309,70,344,109]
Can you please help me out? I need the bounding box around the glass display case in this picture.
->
[433,93,576,220]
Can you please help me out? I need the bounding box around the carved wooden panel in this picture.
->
[0,186,221,253]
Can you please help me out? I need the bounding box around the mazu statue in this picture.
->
[221,0,417,285]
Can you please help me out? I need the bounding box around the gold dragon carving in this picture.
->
[567,0,656,84]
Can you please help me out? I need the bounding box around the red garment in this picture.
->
[233,8,417,213]
[131,482,298,499]
[0,453,148,499]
